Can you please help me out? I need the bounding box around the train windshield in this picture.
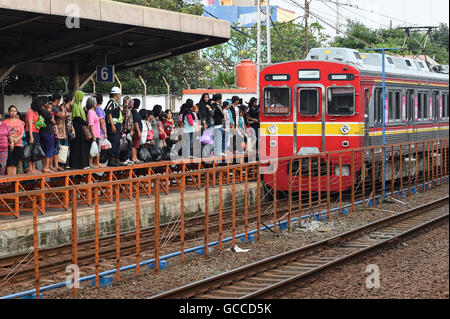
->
[327,86,355,116]
[263,87,291,116]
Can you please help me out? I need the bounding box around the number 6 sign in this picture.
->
[96,65,115,83]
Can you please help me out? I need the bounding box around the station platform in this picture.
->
[0,180,259,257]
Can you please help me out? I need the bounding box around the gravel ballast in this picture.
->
[2,184,448,299]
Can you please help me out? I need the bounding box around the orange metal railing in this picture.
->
[0,138,447,298]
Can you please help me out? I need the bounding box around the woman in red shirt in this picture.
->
[25,98,43,174]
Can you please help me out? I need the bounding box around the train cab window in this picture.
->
[263,87,291,116]
[327,86,355,116]
[299,89,319,115]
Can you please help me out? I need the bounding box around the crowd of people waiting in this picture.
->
[0,86,260,176]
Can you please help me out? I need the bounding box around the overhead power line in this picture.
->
[286,0,375,48]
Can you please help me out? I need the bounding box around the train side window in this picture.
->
[395,91,401,121]
[327,86,355,116]
[406,89,414,121]
[374,88,382,123]
[447,93,450,119]
[443,92,449,119]
[432,91,439,120]
[422,92,429,119]
[388,91,394,121]
[418,92,423,120]
[263,87,291,116]
[299,89,319,116]
[442,93,445,118]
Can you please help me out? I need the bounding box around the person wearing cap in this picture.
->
[104,86,123,167]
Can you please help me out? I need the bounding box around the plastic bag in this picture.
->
[161,145,171,161]
[58,145,69,164]
[149,144,162,161]
[138,146,151,162]
[99,138,112,150]
[90,141,99,157]
[34,115,46,130]
[200,128,214,145]
[31,144,45,162]
[23,144,33,161]
[120,135,129,152]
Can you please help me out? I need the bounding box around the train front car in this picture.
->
[259,48,365,192]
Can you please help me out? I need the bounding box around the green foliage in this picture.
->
[332,20,449,64]
[203,20,328,76]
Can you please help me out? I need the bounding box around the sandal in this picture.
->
[56,167,64,171]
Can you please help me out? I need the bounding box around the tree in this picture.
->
[202,20,327,87]
[331,20,449,64]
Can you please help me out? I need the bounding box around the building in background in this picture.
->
[202,0,295,27]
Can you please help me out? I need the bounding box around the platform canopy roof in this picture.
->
[0,0,230,88]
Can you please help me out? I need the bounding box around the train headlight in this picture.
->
[268,124,278,135]
[340,124,351,135]
[335,165,350,176]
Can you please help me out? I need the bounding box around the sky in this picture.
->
[271,0,449,38]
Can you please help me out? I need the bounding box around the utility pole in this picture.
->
[336,0,341,34]
[305,0,311,56]
[266,0,271,64]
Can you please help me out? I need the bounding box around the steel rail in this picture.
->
[149,196,448,299]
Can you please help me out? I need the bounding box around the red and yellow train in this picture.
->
[259,47,449,191]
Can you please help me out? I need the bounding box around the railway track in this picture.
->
[0,199,283,283]
[0,172,443,285]
[149,196,448,299]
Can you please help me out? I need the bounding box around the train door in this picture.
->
[294,84,325,155]
[364,88,370,146]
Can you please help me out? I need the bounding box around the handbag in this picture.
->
[58,145,69,164]
[158,121,166,140]
[82,125,92,140]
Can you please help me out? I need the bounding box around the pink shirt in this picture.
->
[0,122,11,152]
[87,109,101,139]
[4,118,25,147]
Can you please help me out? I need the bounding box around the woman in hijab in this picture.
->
[196,93,212,129]
[69,90,90,169]
[151,104,163,148]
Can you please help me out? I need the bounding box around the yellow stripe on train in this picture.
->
[369,126,449,136]
[259,122,365,136]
